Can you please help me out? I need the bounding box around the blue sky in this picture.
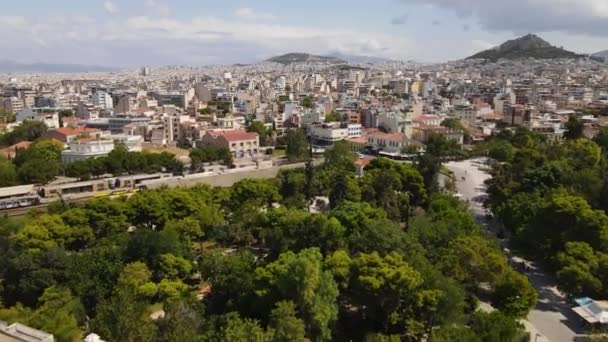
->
[1,0,607,67]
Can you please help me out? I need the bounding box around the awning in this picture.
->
[573,306,600,324]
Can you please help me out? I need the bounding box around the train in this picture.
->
[0,173,173,212]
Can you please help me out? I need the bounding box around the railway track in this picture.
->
[1,197,93,217]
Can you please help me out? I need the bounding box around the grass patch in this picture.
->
[272,148,286,158]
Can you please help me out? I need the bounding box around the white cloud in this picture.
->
[400,0,608,37]
[469,39,495,54]
[235,7,276,21]
[103,1,118,14]
[0,13,414,66]
[144,0,172,17]
[0,16,28,29]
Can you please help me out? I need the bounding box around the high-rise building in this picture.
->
[92,90,113,109]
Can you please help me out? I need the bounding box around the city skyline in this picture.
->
[1,0,608,67]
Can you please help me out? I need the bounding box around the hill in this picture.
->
[0,60,116,73]
[265,53,347,65]
[592,50,608,62]
[467,34,583,61]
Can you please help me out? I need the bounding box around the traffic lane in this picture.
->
[447,159,579,342]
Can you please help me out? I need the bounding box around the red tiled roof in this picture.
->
[415,115,441,121]
[354,159,371,167]
[53,127,100,136]
[0,141,32,158]
[208,130,258,142]
[348,136,368,144]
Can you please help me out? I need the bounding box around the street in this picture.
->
[446,158,581,342]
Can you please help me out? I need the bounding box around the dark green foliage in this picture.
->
[190,145,233,171]
[564,115,584,140]
[0,120,47,146]
[284,129,309,162]
[0,136,533,341]
[247,121,272,146]
[485,128,608,299]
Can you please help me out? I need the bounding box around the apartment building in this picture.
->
[61,138,115,164]
[309,123,362,147]
[367,132,422,153]
[197,130,260,158]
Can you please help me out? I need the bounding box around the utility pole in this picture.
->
[304,134,314,212]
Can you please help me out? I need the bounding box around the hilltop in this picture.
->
[467,34,584,61]
[265,53,347,65]
[592,50,608,62]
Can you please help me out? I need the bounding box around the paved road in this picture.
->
[446,158,581,342]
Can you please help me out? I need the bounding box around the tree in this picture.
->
[0,286,83,342]
[593,127,608,152]
[229,179,281,214]
[285,129,309,162]
[58,109,75,118]
[555,242,604,296]
[156,301,203,342]
[301,96,314,109]
[324,140,355,173]
[469,311,528,342]
[491,271,537,318]
[65,160,92,180]
[92,288,158,342]
[441,118,464,130]
[118,262,158,297]
[15,214,92,252]
[564,115,583,140]
[349,252,427,335]
[14,139,63,184]
[29,286,83,342]
[257,209,346,256]
[17,158,61,184]
[248,121,272,146]
[199,250,258,316]
[439,236,509,289]
[269,301,310,342]
[0,120,47,146]
[202,312,271,342]
[255,248,338,341]
[0,108,15,123]
[488,141,515,162]
[324,111,342,122]
[329,173,360,209]
[360,168,403,221]
[0,156,17,186]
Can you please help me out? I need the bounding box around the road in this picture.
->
[446,158,581,342]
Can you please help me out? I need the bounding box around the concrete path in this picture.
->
[446,158,580,342]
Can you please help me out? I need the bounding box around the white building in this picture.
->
[377,112,412,137]
[450,104,476,125]
[367,132,422,153]
[15,108,60,129]
[309,123,361,147]
[62,139,115,164]
[162,114,190,144]
[92,90,113,110]
[111,134,143,152]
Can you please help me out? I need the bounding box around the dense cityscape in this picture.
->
[2,2,608,341]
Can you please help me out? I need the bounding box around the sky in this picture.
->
[1,0,608,67]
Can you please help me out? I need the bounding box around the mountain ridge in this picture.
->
[265,53,347,65]
[467,34,584,61]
